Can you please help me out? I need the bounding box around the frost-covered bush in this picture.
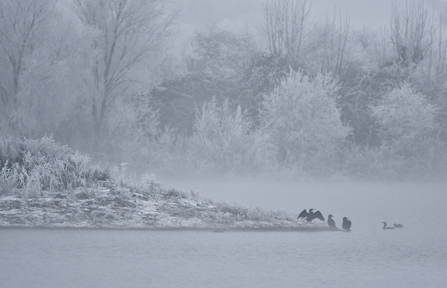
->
[190,98,275,175]
[0,136,110,197]
[371,82,438,145]
[105,92,160,165]
[137,172,161,194]
[260,70,351,176]
[370,83,445,178]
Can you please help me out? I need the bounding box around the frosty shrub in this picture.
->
[191,98,249,173]
[0,136,110,197]
[105,91,160,165]
[191,98,273,175]
[371,82,438,144]
[138,172,162,194]
[371,82,443,177]
[260,70,351,176]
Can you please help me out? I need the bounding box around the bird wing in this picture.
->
[314,211,325,221]
[297,209,307,219]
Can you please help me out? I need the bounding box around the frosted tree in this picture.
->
[71,0,176,143]
[0,0,57,134]
[185,29,255,110]
[188,29,252,87]
[303,11,351,76]
[371,82,443,177]
[381,0,438,82]
[371,82,438,147]
[191,98,252,173]
[260,70,350,175]
[260,0,311,60]
[155,29,256,134]
[106,91,161,164]
[389,0,434,69]
[390,1,447,142]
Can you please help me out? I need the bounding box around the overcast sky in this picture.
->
[176,0,447,32]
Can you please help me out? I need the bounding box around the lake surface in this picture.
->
[1,181,446,287]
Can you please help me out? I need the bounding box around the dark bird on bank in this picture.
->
[297,209,308,220]
[342,217,351,231]
[327,214,336,228]
[298,209,325,222]
[394,223,403,228]
[381,222,394,229]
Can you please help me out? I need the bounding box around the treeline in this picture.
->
[1,0,446,180]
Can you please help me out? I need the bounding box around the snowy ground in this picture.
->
[0,182,331,230]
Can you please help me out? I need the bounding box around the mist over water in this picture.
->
[2,180,446,288]
[162,179,447,231]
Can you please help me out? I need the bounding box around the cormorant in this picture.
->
[394,223,403,228]
[297,209,308,220]
[327,214,336,228]
[342,217,351,231]
[381,222,394,229]
[298,209,325,222]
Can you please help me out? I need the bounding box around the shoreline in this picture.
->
[0,225,342,232]
[0,186,332,231]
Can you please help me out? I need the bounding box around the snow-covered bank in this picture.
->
[0,136,334,230]
[0,182,333,230]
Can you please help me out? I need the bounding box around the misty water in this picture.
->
[1,181,446,287]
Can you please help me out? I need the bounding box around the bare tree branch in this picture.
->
[260,0,311,60]
[71,0,177,138]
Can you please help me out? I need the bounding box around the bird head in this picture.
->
[309,209,314,212]
[343,217,348,221]
[328,214,333,218]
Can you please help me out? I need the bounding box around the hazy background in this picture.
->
[177,0,394,30]
[1,0,447,181]
[1,4,447,287]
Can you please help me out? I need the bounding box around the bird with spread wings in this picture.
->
[297,209,325,222]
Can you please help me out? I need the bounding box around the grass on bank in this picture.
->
[0,136,109,198]
[0,136,300,228]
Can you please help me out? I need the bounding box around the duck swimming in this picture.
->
[381,222,394,229]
